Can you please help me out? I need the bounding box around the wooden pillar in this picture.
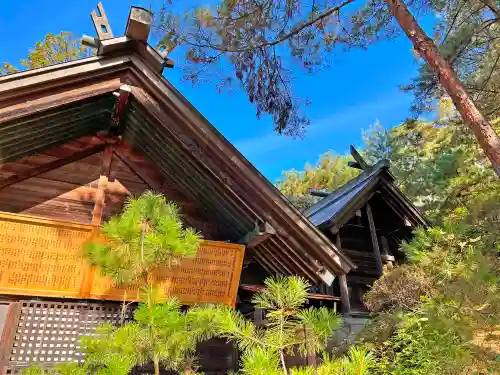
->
[336,233,351,313]
[366,204,384,276]
[0,302,22,374]
[92,175,108,225]
[92,146,113,226]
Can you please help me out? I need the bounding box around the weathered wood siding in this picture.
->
[0,137,216,238]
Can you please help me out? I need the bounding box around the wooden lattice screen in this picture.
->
[5,300,133,374]
[2,299,239,375]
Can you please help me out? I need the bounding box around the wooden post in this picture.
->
[0,302,22,374]
[92,175,108,226]
[336,234,351,313]
[92,146,113,226]
[366,204,384,276]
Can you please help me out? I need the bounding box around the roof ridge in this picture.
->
[304,159,390,218]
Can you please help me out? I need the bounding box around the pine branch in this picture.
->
[183,0,355,53]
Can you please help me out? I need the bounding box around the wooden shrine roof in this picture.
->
[0,33,355,284]
[303,160,430,230]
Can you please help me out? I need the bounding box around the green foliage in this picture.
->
[278,152,360,210]
[80,323,139,375]
[1,32,92,75]
[362,121,392,165]
[206,275,342,374]
[81,296,211,375]
[402,0,499,120]
[25,192,206,375]
[363,113,500,228]
[155,0,396,136]
[84,191,201,286]
[21,363,87,375]
[82,192,205,375]
[364,265,435,313]
[21,32,92,70]
[361,222,500,375]
[290,347,376,375]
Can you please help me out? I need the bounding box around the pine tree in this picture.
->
[156,0,500,176]
[206,276,343,374]
[82,191,203,375]
[84,191,201,288]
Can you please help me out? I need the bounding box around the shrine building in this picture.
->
[0,4,428,374]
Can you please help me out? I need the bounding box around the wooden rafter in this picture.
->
[0,33,358,280]
[0,144,106,190]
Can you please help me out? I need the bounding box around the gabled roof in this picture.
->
[304,160,429,230]
[0,35,355,283]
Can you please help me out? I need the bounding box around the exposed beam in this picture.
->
[366,203,384,276]
[0,79,121,124]
[0,144,106,190]
[239,221,276,248]
[336,234,351,314]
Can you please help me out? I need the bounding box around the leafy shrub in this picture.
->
[364,265,434,313]
[361,221,500,375]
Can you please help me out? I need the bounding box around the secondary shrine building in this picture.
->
[0,5,428,375]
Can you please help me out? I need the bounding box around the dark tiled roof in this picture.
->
[304,160,428,229]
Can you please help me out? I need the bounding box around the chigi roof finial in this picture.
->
[348,145,370,170]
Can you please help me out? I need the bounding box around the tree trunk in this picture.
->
[154,357,160,375]
[384,0,500,178]
[280,350,288,375]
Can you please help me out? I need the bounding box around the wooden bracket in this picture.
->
[110,85,131,132]
[239,221,276,248]
[91,2,114,40]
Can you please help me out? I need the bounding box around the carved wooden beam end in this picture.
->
[126,7,153,42]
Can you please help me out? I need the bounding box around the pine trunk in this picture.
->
[384,0,500,177]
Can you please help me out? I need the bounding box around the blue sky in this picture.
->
[0,1,427,183]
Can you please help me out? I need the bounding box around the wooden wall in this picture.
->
[0,136,217,238]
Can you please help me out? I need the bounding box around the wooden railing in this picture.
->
[0,212,244,306]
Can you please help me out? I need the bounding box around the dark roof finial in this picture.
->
[348,145,370,170]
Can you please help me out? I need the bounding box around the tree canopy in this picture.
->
[0,31,91,75]
[402,0,500,120]
[155,0,500,178]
